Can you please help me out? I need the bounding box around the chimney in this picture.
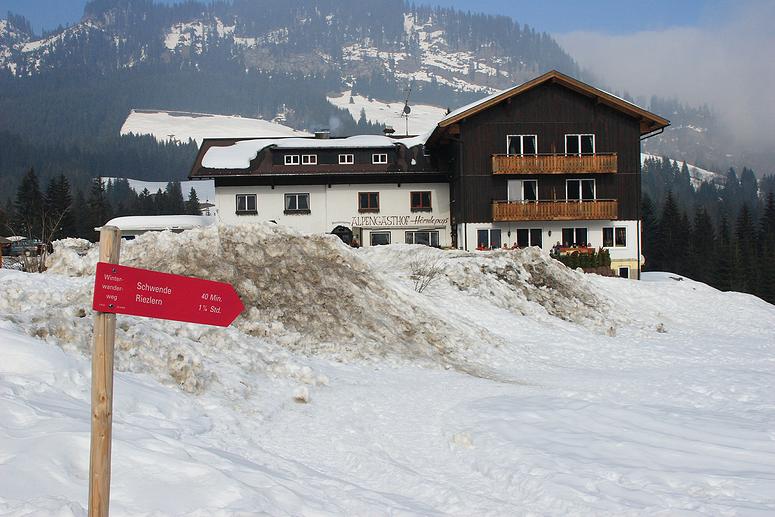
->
[314,130,330,139]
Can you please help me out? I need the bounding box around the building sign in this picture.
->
[351,214,449,228]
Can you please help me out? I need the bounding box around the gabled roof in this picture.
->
[438,70,670,135]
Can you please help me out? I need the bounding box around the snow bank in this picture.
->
[34,223,617,390]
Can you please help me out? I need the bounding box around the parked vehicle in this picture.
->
[3,239,46,257]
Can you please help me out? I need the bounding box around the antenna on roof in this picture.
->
[401,82,413,136]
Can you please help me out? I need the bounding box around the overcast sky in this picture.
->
[555,0,775,146]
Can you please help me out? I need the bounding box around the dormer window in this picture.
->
[565,134,595,155]
[284,154,300,165]
[506,135,537,156]
[372,153,388,164]
[301,154,317,165]
[339,153,354,164]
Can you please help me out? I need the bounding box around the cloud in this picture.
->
[556,0,775,147]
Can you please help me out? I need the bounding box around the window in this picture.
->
[338,153,354,164]
[370,232,391,246]
[284,193,310,213]
[477,228,502,249]
[523,180,538,201]
[566,179,595,201]
[405,230,439,247]
[506,135,537,156]
[516,228,543,248]
[358,192,380,212]
[603,227,627,247]
[372,153,388,164]
[422,145,431,157]
[235,194,257,214]
[562,227,588,247]
[530,228,543,248]
[616,227,627,247]
[301,154,317,165]
[284,154,300,165]
[565,134,595,155]
[618,267,630,279]
[410,191,432,211]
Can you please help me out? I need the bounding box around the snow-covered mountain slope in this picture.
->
[641,152,723,187]
[120,109,310,145]
[327,90,447,135]
[1,223,774,514]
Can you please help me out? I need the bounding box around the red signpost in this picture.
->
[88,226,244,517]
[93,262,244,327]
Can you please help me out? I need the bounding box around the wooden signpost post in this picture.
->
[88,226,243,517]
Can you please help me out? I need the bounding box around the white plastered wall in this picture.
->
[215,182,451,246]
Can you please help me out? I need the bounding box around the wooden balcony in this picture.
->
[492,153,617,175]
[492,199,619,221]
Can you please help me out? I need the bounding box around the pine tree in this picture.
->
[715,215,734,291]
[734,204,757,294]
[641,193,657,269]
[14,168,44,238]
[652,192,687,273]
[86,177,113,237]
[740,167,758,214]
[45,174,75,239]
[688,207,715,284]
[721,168,741,217]
[759,193,775,303]
[138,188,155,215]
[165,181,186,214]
[186,187,201,215]
[0,202,9,236]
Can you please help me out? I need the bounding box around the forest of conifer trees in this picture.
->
[0,169,202,243]
[641,156,775,304]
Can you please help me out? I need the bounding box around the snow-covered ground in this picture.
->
[1,224,774,515]
[327,91,447,135]
[120,109,311,145]
[641,153,723,187]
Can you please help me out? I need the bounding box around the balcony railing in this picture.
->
[492,199,619,221]
[492,153,617,175]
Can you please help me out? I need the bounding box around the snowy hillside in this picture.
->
[641,152,723,187]
[327,91,447,135]
[2,224,774,514]
[120,109,311,145]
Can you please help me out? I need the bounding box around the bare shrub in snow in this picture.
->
[409,256,444,293]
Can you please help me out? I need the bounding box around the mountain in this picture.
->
[0,0,585,200]
[0,0,579,98]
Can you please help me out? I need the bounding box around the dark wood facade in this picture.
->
[430,80,648,224]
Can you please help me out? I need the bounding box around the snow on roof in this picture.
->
[101,215,216,232]
[202,134,431,170]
